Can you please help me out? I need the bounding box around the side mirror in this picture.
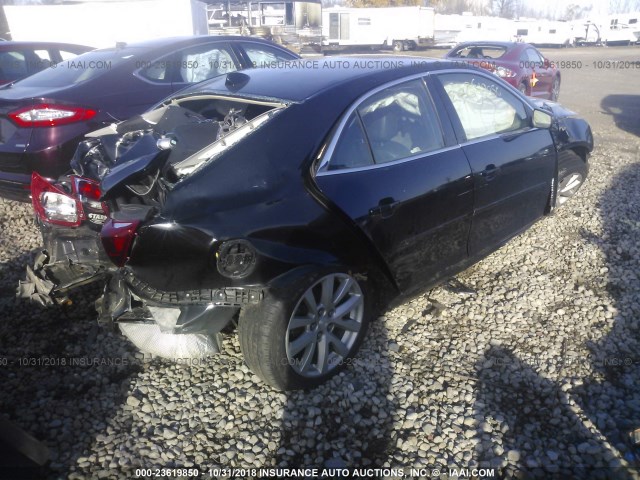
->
[532,109,552,129]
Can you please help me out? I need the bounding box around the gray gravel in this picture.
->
[1,49,640,479]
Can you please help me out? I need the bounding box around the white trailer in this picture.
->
[569,14,639,46]
[514,19,574,47]
[439,13,514,45]
[322,6,435,51]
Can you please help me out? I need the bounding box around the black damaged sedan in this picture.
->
[21,57,593,390]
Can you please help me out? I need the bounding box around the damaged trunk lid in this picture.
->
[20,92,288,304]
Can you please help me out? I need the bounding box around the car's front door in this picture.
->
[315,77,474,294]
[434,71,556,257]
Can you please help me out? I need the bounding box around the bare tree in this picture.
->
[429,0,488,15]
[346,0,420,7]
[609,0,640,13]
[561,3,593,21]
[491,0,515,18]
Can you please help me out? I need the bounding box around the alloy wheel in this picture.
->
[557,172,584,205]
[285,273,364,378]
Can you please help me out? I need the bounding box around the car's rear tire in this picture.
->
[393,41,404,53]
[551,77,560,101]
[238,270,371,390]
[556,151,587,206]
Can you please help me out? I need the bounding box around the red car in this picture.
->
[445,41,561,101]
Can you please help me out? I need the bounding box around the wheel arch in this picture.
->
[570,145,589,163]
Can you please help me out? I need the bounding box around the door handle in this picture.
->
[481,164,499,181]
[369,197,398,218]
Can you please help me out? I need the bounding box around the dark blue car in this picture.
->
[24,57,593,390]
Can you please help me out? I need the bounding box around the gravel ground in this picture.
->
[1,47,639,479]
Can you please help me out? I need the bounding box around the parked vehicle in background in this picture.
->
[0,41,92,85]
[445,41,561,101]
[322,6,435,52]
[21,58,593,390]
[0,36,298,202]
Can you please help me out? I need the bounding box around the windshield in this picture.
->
[15,47,144,88]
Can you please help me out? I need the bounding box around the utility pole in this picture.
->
[0,0,11,40]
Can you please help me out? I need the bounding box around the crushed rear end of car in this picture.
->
[19,90,289,358]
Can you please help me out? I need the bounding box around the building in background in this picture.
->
[206,0,322,51]
[4,0,209,47]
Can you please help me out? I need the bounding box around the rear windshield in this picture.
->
[15,48,142,87]
[450,45,507,59]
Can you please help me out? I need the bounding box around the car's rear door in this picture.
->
[167,41,239,92]
[314,77,474,294]
[232,41,298,68]
[525,48,553,97]
[433,71,556,257]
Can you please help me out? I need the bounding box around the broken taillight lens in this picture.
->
[31,172,83,226]
[72,176,108,223]
[100,219,140,267]
[31,173,107,227]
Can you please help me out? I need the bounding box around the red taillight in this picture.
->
[31,172,83,227]
[31,172,107,227]
[75,178,102,201]
[100,219,140,267]
[9,103,97,127]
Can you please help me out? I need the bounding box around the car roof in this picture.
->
[180,56,470,103]
[79,35,295,62]
[451,41,529,49]
[0,41,92,49]
[93,35,287,51]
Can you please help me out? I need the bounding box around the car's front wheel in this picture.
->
[551,77,560,101]
[238,270,370,390]
[556,151,587,206]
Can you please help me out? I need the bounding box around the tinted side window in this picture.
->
[439,73,528,141]
[176,44,237,83]
[242,43,294,67]
[139,56,171,83]
[59,49,81,61]
[0,51,27,82]
[33,49,55,70]
[358,79,444,164]
[329,113,374,171]
[526,49,543,65]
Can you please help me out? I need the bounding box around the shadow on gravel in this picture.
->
[472,162,640,479]
[473,346,635,479]
[275,317,395,469]
[600,95,640,137]
[0,275,141,478]
[572,162,640,470]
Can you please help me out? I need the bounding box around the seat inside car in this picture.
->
[362,104,412,163]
